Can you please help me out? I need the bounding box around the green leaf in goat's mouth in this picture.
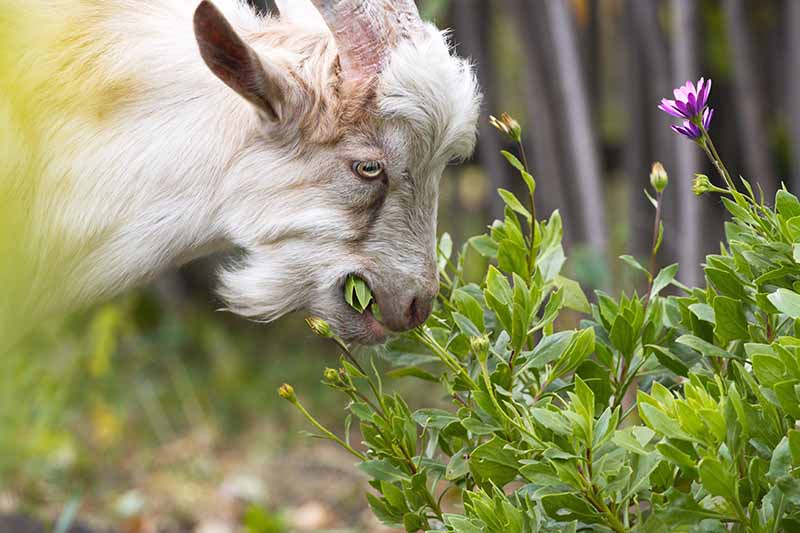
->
[344,274,373,314]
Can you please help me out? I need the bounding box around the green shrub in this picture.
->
[284,105,800,531]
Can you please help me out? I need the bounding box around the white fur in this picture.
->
[3,0,481,344]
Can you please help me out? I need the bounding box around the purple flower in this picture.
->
[670,107,714,140]
[659,78,712,119]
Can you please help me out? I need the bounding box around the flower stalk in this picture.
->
[278,384,366,461]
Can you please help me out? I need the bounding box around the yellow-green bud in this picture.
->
[692,174,717,196]
[650,162,668,193]
[305,316,332,338]
[323,367,339,384]
[471,335,490,363]
[278,383,296,402]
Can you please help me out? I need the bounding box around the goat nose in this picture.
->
[405,285,438,329]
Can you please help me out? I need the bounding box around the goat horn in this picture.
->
[309,0,424,81]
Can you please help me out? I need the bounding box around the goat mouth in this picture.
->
[360,304,386,341]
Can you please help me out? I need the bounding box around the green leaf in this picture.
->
[412,408,459,429]
[773,380,800,418]
[609,314,635,357]
[359,460,411,483]
[620,255,652,279]
[523,330,575,370]
[688,303,715,324]
[789,430,800,467]
[656,441,697,470]
[574,375,595,421]
[469,436,519,487]
[554,275,590,313]
[519,462,562,486]
[647,345,690,376]
[653,489,729,525]
[402,512,425,532]
[453,289,485,332]
[501,150,525,173]
[551,328,594,377]
[497,239,528,277]
[381,481,409,513]
[540,493,601,524]
[768,289,800,318]
[439,232,453,261]
[676,335,735,359]
[651,264,679,298]
[345,274,373,313]
[654,222,664,254]
[497,189,531,220]
[712,296,749,342]
[768,437,792,480]
[445,448,470,481]
[613,427,654,455]
[469,235,498,258]
[531,408,571,435]
[776,189,800,219]
[776,476,800,505]
[706,267,748,300]
[537,243,566,283]
[367,493,403,525]
[452,312,481,338]
[443,514,483,533]
[486,266,513,304]
[698,457,738,503]
[461,416,502,435]
[752,354,786,387]
[386,367,439,382]
[639,403,692,441]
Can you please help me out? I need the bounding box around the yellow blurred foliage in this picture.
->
[0,1,124,346]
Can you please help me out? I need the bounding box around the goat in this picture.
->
[0,0,481,347]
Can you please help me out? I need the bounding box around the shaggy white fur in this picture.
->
[3,0,481,344]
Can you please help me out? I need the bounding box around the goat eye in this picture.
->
[353,161,384,180]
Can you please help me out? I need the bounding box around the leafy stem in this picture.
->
[414,328,479,390]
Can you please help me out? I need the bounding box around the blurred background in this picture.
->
[4,0,799,531]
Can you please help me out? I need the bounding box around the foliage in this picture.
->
[285,115,800,532]
[345,274,374,314]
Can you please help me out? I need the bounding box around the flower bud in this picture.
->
[650,162,668,193]
[500,112,522,142]
[692,174,714,196]
[471,335,490,363]
[278,383,296,402]
[323,367,339,384]
[489,115,510,137]
[305,316,332,338]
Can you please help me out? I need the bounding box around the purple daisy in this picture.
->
[670,107,714,140]
[658,77,712,120]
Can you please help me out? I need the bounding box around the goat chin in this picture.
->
[1,0,481,344]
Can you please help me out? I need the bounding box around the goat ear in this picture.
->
[194,0,286,122]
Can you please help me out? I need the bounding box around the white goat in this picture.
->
[0,0,481,346]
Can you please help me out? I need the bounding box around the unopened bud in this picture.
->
[278,383,296,402]
[305,316,332,338]
[471,335,490,363]
[323,367,339,384]
[500,112,522,142]
[692,174,714,196]
[650,162,668,193]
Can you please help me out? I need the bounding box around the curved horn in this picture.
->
[309,0,424,81]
